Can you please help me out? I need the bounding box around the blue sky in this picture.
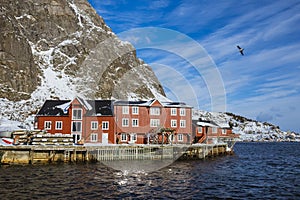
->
[88,0,300,132]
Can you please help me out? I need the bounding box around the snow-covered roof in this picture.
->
[114,99,192,108]
[77,96,93,111]
[214,121,231,128]
[37,99,114,116]
[197,121,218,127]
[161,101,192,108]
[37,100,71,116]
[55,102,71,114]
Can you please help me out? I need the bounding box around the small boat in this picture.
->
[0,138,14,146]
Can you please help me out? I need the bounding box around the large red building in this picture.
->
[114,99,193,144]
[35,98,193,145]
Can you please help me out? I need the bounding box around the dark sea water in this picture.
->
[1,142,299,199]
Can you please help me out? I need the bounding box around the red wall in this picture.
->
[37,99,194,145]
[36,98,115,144]
[84,116,115,143]
[114,103,192,144]
[37,116,71,135]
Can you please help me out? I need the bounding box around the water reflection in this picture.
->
[101,159,176,173]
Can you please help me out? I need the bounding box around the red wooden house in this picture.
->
[114,99,193,144]
[192,118,238,144]
[36,98,193,145]
[35,97,115,145]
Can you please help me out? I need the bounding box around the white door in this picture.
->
[102,133,108,144]
[73,133,81,144]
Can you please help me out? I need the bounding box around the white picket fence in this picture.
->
[87,145,189,161]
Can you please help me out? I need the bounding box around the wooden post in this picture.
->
[74,149,76,162]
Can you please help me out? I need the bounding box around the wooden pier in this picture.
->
[0,143,232,165]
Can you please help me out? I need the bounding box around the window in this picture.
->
[90,133,98,142]
[178,134,183,141]
[72,109,82,120]
[222,129,226,134]
[121,133,127,141]
[150,107,160,115]
[44,121,51,130]
[72,121,82,132]
[102,121,109,130]
[132,106,139,115]
[122,118,129,127]
[91,121,98,130]
[132,119,139,127]
[198,127,203,133]
[171,120,177,128]
[73,133,81,143]
[212,127,218,133]
[180,120,186,128]
[171,108,177,116]
[180,108,186,116]
[122,106,129,114]
[130,134,137,142]
[55,121,62,130]
[150,119,160,127]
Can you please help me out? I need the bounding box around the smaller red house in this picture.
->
[193,118,238,144]
[35,97,115,145]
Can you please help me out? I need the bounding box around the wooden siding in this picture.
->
[36,98,194,145]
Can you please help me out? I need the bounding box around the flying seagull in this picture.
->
[237,45,244,56]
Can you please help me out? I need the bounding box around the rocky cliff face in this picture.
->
[0,0,165,121]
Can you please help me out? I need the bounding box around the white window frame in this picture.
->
[121,133,127,142]
[73,133,81,143]
[212,127,218,134]
[150,107,160,115]
[122,106,129,114]
[171,108,177,116]
[90,133,98,142]
[180,120,186,128]
[198,127,203,133]
[150,119,160,127]
[44,121,52,130]
[130,133,137,142]
[72,108,82,120]
[55,121,62,130]
[132,119,139,127]
[91,121,98,130]
[178,134,183,141]
[72,121,82,132]
[222,129,226,134]
[132,106,139,115]
[122,118,129,127]
[179,108,186,116]
[171,120,177,128]
[102,121,109,130]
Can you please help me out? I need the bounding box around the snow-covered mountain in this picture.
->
[193,110,300,142]
[0,0,165,123]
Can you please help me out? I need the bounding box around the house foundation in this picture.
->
[0,143,232,165]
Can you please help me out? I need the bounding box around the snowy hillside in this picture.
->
[192,110,299,142]
[0,0,164,123]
